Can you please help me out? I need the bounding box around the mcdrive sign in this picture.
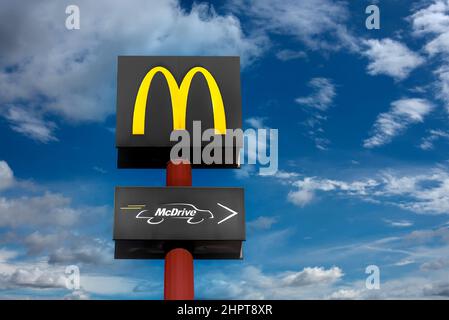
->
[114,56,245,261]
[116,56,242,168]
[114,187,245,259]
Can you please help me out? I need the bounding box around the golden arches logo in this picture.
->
[132,66,226,135]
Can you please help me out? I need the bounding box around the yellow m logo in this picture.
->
[132,66,226,135]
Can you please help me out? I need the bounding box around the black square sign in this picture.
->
[116,56,242,168]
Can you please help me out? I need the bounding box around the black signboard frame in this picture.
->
[116,56,242,168]
[113,186,245,259]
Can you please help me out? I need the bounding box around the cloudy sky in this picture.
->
[1,0,449,299]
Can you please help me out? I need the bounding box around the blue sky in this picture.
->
[1,0,449,299]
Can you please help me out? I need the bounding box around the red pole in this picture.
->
[164,160,194,300]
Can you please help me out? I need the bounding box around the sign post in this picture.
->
[164,248,194,300]
[164,160,194,300]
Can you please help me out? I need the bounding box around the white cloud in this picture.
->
[0,252,67,291]
[48,242,111,266]
[408,1,449,122]
[419,129,449,150]
[286,223,449,299]
[248,216,277,230]
[272,170,299,179]
[0,192,104,227]
[286,167,449,214]
[411,1,449,36]
[92,166,107,174]
[0,249,18,262]
[0,161,14,191]
[23,232,63,255]
[328,277,449,299]
[435,66,449,112]
[0,249,137,296]
[288,176,379,207]
[288,187,316,207]
[425,32,449,55]
[383,219,414,228]
[259,169,299,180]
[409,0,449,117]
[276,49,307,61]
[234,165,256,179]
[380,171,449,214]
[312,137,331,151]
[423,282,449,297]
[410,0,449,56]
[0,161,108,235]
[0,0,265,141]
[199,265,344,299]
[394,259,415,266]
[296,78,336,111]
[4,106,57,143]
[244,220,449,299]
[281,267,343,286]
[19,231,112,265]
[199,256,449,299]
[2,267,67,290]
[421,258,449,271]
[64,290,90,300]
[80,275,140,295]
[0,163,138,298]
[364,98,434,148]
[363,39,425,80]
[245,117,267,129]
[296,78,336,150]
[328,289,361,299]
[230,0,354,51]
[0,233,117,295]
[406,226,449,243]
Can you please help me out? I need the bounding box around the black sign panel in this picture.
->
[116,56,242,168]
[114,187,245,259]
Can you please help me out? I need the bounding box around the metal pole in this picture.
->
[164,160,194,300]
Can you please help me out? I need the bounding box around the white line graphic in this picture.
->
[217,203,239,224]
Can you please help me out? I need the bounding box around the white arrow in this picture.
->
[216,203,239,224]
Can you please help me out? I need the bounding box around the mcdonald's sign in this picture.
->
[116,56,242,168]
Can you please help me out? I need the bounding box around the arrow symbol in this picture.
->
[216,203,239,224]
